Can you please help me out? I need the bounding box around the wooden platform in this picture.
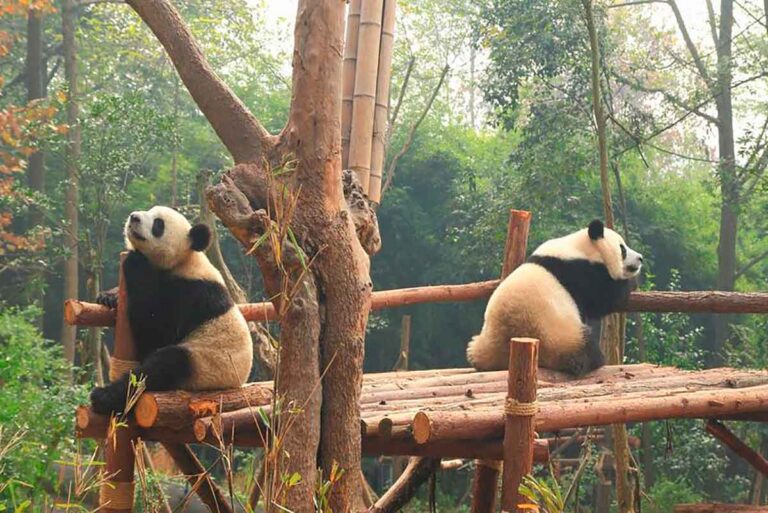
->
[76,363,768,460]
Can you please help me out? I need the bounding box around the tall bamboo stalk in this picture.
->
[582,1,633,511]
[348,0,384,193]
[369,0,396,203]
[342,0,362,169]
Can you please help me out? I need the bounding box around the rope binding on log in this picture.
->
[505,397,538,416]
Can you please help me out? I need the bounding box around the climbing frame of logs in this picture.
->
[70,205,768,513]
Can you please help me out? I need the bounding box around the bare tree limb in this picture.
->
[735,247,768,279]
[607,0,664,7]
[381,64,449,197]
[387,56,415,143]
[615,74,719,125]
[368,458,440,513]
[706,0,720,47]
[125,0,274,164]
[667,0,715,91]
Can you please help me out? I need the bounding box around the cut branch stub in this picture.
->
[344,169,381,255]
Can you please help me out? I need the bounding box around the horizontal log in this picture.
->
[75,405,205,443]
[362,436,549,462]
[134,385,273,429]
[412,385,768,443]
[674,505,768,513]
[65,283,768,327]
[628,291,768,314]
[64,281,500,327]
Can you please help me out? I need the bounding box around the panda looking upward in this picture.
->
[90,206,253,415]
[466,220,643,375]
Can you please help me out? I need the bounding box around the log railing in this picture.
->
[65,287,768,328]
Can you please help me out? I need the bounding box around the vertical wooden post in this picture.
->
[102,253,137,513]
[471,209,531,513]
[501,338,539,513]
[501,209,532,278]
[341,0,361,169]
[393,314,412,478]
[395,315,411,371]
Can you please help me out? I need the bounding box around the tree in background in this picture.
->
[123,1,379,511]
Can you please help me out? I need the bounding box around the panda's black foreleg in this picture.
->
[90,345,193,415]
[563,319,605,376]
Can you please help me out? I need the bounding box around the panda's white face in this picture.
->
[589,220,643,281]
[124,206,209,270]
[603,228,643,280]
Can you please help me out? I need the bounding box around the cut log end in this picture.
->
[135,394,159,428]
[76,405,91,429]
[412,411,432,444]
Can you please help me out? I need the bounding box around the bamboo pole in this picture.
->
[501,338,539,513]
[102,254,136,513]
[341,0,362,169]
[472,209,531,513]
[65,288,768,328]
[706,420,768,477]
[369,0,396,203]
[348,0,384,192]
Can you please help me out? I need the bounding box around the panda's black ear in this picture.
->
[189,224,211,251]
[588,219,604,240]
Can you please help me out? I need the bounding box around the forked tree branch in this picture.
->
[125,0,274,164]
[381,64,449,197]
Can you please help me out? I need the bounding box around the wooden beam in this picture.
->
[367,457,440,513]
[65,289,768,328]
[101,254,136,513]
[501,338,538,512]
[706,420,768,477]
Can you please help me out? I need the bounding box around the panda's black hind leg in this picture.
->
[89,345,193,415]
[563,320,605,376]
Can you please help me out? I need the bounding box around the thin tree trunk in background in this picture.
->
[712,0,737,366]
[583,1,633,510]
[170,76,179,207]
[61,0,80,367]
[469,46,476,128]
[636,313,654,487]
[26,9,45,229]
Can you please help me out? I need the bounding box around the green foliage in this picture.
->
[520,473,565,513]
[0,306,87,507]
[642,478,704,513]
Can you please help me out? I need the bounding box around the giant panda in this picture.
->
[466,220,643,375]
[89,206,253,415]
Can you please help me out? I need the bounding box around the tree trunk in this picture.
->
[583,1,633,510]
[712,0,737,366]
[60,0,80,367]
[26,9,45,229]
[124,1,378,511]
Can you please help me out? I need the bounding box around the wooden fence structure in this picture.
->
[69,209,768,512]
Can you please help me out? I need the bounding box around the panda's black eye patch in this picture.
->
[620,243,627,259]
[152,218,165,238]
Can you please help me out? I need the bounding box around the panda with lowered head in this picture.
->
[90,206,253,415]
[466,220,643,375]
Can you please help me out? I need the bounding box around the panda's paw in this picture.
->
[89,385,125,415]
[96,288,118,309]
[564,353,593,377]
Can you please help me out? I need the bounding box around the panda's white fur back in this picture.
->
[466,220,643,375]
[466,262,584,371]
